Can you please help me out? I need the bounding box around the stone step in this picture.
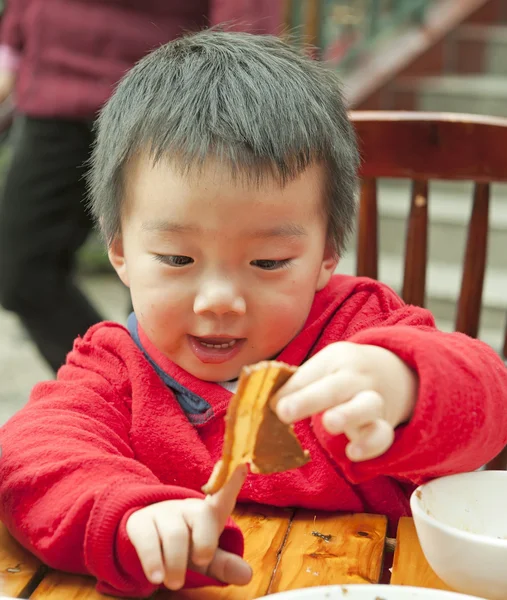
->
[337,252,506,354]
[393,74,507,116]
[449,25,507,76]
[348,178,507,272]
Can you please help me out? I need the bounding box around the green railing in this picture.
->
[286,0,435,70]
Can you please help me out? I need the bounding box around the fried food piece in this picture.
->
[202,361,310,495]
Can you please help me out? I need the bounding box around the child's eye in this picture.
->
[251,259,292,271]
[155,255,194,267]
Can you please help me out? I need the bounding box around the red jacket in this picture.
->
[0,275,506,597]
[0,0,282,119]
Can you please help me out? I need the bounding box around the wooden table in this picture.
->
[0,506,455,599]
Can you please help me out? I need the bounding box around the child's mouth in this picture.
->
[188,335,246,364]
[199,339,237,349]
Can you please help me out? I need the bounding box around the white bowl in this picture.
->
[411,470,507,600]
[258,585,481,599]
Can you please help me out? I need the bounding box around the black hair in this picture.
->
[87,29,359,254]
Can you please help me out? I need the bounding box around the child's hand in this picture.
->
[272,342,418,462]
[126,465,251,591]
[0,71,15,104]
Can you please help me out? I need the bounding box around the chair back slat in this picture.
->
[455,183,490,338]
[402,180,429,307]
[357,178,378,279]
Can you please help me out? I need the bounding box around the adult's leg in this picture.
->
[0,116,103,372]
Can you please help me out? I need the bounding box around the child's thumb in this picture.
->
[206,548,252,586]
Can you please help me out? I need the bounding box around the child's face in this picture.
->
[110,153,337,381]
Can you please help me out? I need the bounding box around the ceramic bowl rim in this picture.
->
[260,584,482,599]
[410,471,507,549]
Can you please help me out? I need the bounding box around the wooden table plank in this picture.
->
[268,510,387,594]
[30,571,112,600]
[165,505,294,600]
[0,522,44,598]
[28,506,292,600]
[1,510,390,600]
[391,517,451,590]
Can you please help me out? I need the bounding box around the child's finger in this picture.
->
[188,504,221,568]
[206,464,247,527]
[273,370,367,425]
[155,516,190,590]
[322,390,384,435]
[206,548,253,586]
[126,515,165,585]
[269,342,353,406]
[270,356,329,408]
[346,419,394,462]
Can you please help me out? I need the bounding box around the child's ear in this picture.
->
[316,245,338,291]
[108,236,130,288]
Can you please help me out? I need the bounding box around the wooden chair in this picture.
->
[350,111,507,469]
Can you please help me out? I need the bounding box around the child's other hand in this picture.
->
[0,70,15,104]
[126,465,251,591]
[272,342,418,462]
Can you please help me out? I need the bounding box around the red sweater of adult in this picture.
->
[0,0,282,119]
[1,275,506,598]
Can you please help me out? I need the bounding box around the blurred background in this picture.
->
[0,0,506,423]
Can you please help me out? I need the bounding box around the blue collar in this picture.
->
[127,313,212,419]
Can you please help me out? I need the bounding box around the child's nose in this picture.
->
[193,282,246,316]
